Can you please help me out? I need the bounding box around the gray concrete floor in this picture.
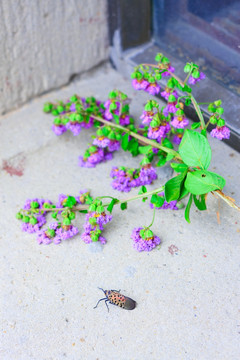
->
[1,64,240,360]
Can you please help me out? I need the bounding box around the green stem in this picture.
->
[147,205,156,228]
[91,114,181,159]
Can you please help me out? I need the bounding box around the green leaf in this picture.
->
[150,194,165,208]
[170,163,188,173]
[156,157,167,167]
[193,194,207,211]
[120,202,127,211]
[107,198,118,213]
[179,129,211,169]
[139,145,152,154]
[128,138,139,156]
[165,153,175,161]
[138,186,147,195]
[121,133,129,151]
[65,196,77,208]
[179,186,189,200]
[165,172,187,202]
[185,194,193,223]
[191,122,201,130]
[79,210,88,213]
[185,170,226,195]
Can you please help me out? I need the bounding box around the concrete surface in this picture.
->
[0,64,240,360]
[0,0,108,114]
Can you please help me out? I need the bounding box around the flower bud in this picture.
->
[16,212,23,220]
[217,118,225,127]
[30,217,38,225]
[62,218,71,226]
[22,216,30,223]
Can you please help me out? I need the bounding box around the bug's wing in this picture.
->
[124,297,136,310]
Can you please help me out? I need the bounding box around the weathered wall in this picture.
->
[0,0,109,114]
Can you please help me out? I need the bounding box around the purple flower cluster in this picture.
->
[103,100,130,126]
[188,72,205,85]
[93,136,120,152]
[161,88,178,101]
[210,125,230,140]
[79,147,113,168]
[81,211,112,245]
[171,114,189,129]
[148,122,171,142]
[132,79,160,96]
[131,227,161,252]
[110,165,157,192]
[150,192,179,210]
[21,198,52,233]
[37,222,79,245]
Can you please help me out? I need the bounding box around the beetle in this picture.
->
[93,288,136,311]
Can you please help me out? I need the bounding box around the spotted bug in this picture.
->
[93,288,136,311]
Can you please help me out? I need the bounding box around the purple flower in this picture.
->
[172,134,183,145]
[131,227,161,252]
[56,194,68,208]
[81,232,107,245]
[66,122,82,136]
[22,215,46,233]
[165,102,178,114]
[108,140,120,152]
[79,148,113,168]
[119,114,130,126]
[210,126,230,140]
[150,192,179,210]
[145,82,161,96]
[132,78,149,91]
[161,89,178,101]
[93,137,110,148]
[56,225,79,240]
[140,111,156,126]
[70,103,76,112]
[148,122,171,142]
[171,115,189,129]
[188,72,206,85]
[161,65,175,77]
[139,165,157,185]
[52,124,67,136]
[110,167,142,192]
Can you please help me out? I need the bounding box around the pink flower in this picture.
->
[210,126,230,140]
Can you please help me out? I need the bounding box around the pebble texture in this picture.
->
[0,65,240,360]
[0,0,109,114]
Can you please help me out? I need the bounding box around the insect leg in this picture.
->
[105,299,110,312]
[98,287,106,294]
[93,297,107,309]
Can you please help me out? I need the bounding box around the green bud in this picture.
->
[214,99,222,107]
[131,71,137,79]
[89,204,96,212]
[155,53,163,62]
[31,201,39,209]
[16,212,23,220]
[108,131,116,140]
[43,103,53,113]
[116,134,122,141]
[88,146,97,153]
[176,202,184,209]
[155,73,162,81]
[69,212,76,220]
[96,205,105,214]
[150,119,159,128]
[108,91,117,99]
[175,109,184,116]
[162,56,170,64]
[57,105,64,113]
[51,109,59,116]
[216,107,224,115]
[54,117,61,125]
[217,118,225,127]
[141,157,150,166]
[139,229,146,239]
[91,234,99,242]
[208,104,216,113]
[70,95,78,102]
[47,229,55,238]
[89,217,97,225]
[148,76,155,83]
[22,216,30,223]
[30,217,38,225]
[184,64,191,73]
[192,70,200,79]
[96,128,104,137]
[145,229,154,238]
[62,218,71,226]
[168,94,176,102]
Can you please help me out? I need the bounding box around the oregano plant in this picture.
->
[16,53,240,251]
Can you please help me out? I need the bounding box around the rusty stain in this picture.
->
[168,244,179,255]
[2,154,25,176]
[80,338,85,342]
